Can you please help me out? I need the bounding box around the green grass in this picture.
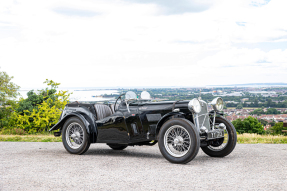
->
[1,134,287,143]
[0,135,61,142]
[227,107,264,109]
[227,107,285,110]
[237,133,287,144]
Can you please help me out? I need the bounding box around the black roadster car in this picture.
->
[50,91,237,164]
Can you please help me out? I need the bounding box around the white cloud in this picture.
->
[0,0,286,88]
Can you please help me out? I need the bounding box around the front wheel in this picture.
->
[201,116,237,157]
[62,117,90,155]
[158,118,200,164]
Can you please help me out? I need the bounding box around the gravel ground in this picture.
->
[0,142,287,191]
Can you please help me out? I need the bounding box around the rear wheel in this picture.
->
[158,118,200,164]
[62,117,90,155]
[107,144,128,150]
[201,116,237,157]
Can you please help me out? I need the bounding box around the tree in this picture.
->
[232,116,265,134]
[254,98,258,107]
[250,108,265,115]
[0,71,20,128]
[266,108,280,114]
[16,85,58,115]
[269,121,276,127]
[236,104,243,109]
[243,101,247,107]
[270,122,287,135]
[259,119,268,126]
[267,98,272,107]
[9,79,71,133]
[0,71,20,104]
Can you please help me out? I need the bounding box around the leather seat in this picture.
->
[110,104,115,114]
[109,104,119,114]
[94,104,113,120]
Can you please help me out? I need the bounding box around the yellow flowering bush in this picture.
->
[8,80,71,134]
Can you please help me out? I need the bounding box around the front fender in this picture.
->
[209,110,224,117]
[155,112,185,136]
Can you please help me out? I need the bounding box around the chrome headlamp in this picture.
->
[211,97,224,111]
[188,98,201,114]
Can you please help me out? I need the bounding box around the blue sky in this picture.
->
[0,0,286,88]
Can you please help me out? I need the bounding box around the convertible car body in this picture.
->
[50,91,237,164]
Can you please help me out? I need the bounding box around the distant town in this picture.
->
[101,86,287,127]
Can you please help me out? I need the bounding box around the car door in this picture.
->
[96,110,129,143]
[120,101,146,141]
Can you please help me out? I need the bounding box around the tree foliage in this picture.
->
[16,88,57,114]
[9,80,71,133]
[250,108,281,115]
[254,98,258,107]
[0,71,20,103]
[232,116,265,134]
[266,108,281,114]
[270,122,287,135]
[0,71,20,128]
[236,104,243,109]
[250,108,265,115]
[259,119,268,126]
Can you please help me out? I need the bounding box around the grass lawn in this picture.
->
[1,134,287,143]
[0,135,61,142]
[237,133,287,144]
[227,107,285,110]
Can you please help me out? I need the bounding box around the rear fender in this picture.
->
[155,112,185,136]
[49,110,97,143]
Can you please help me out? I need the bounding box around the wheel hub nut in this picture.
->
[174,136,183,145]
[174,138,179,144]
[75,132,80,138]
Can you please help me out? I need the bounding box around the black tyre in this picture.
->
[107,144,128,150]
[201,116,237,157]
[62,117,90,155]
[158,118,200,164]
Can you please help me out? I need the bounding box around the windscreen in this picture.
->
[125,91,137,100]
[141,91,151,99]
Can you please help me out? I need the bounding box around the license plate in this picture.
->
[206,129,225,140]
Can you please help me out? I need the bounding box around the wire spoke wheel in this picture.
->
[66,122,84,149]
[201,116,237,158]
[159,118,200,164]
[164,125,191,158]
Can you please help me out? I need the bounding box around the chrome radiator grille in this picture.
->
[196,100,211,131]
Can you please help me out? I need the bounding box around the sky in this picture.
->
[0,0,287,89]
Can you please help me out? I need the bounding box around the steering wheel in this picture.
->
[114,94,125,112]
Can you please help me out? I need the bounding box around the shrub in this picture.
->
[8,79,71,134]
[0,128,26,135]
[232,116,265,134]
[270,122,287,135]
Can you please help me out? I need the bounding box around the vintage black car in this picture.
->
[50,91,237,164]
